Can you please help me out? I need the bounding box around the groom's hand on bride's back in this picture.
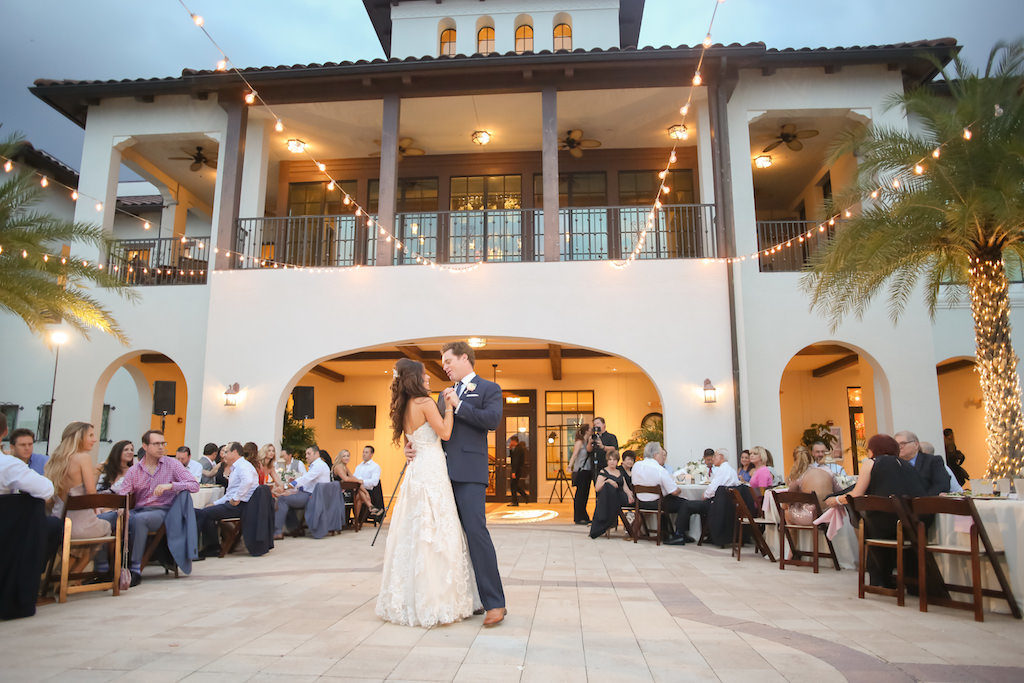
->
[404,441,417,462]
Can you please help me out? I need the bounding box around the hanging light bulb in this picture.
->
[343,195,351,205]
[40,176,48,187]
[244,91,256,105]
[3,160,12,172]
[870,190,879,199]
[327,180,335,191]
[669,152,677,164]
[963,127,972,140]
[275,119,284,132]
[143,221,151,230]
[703,33,712,48]
[216,58,227,71]
[679,104,690,116]
[692,72,702,86]
[932,148,941,159]
[95,202,103,212]
[71,190,78,200]
[316,162,326,172]
[914,163,924,175]
[192,13,204,26]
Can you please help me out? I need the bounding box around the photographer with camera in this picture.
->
[588,418,618,480]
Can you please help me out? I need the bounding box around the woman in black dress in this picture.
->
[589,451,634,539]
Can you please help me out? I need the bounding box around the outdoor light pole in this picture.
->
[46,330,69,455]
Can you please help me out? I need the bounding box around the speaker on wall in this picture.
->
[152,380,176,416]
[292,386,314,420]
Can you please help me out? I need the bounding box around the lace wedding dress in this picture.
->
[376,422,479,627]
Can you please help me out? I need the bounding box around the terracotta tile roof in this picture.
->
[115,194,163,208]
[10,142,79,188]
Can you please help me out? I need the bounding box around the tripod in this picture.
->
[548,458,572,503]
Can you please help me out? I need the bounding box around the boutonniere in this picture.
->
[466,382,477,392]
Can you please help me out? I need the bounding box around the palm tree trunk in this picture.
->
[968,251,1024,478]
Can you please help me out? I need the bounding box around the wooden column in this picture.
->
[215,96,248,270]
[541,87,560,262]
[375,94,401,266]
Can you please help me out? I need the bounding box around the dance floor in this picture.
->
[2,514,1023,682]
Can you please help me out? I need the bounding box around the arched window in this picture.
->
[515,25,534,54]
[477,26,495,55]
[553,23,572,51]
[440,28,457,57]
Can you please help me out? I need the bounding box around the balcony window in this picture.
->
[440,28,457,57]
[477,26,495,55]
[368,178,439,213]
[533,172,607,207]
[287,180,357,216]
[450,175,522,211]
[619,170,695,205]
[553,23,572,51]
[515,25,533,54]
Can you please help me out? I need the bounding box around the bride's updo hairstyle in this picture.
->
[390,358,430,445]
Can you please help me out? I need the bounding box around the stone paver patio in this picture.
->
[2,504,1023,682]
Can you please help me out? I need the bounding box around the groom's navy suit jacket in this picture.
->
[440,375,502,484]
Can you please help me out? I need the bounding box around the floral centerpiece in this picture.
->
[675,461,708,485]
[835,472,857,489]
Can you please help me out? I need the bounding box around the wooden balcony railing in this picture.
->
[107,236,210,285]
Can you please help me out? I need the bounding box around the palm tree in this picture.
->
[0,135,136,343]
[802,42,1024,478]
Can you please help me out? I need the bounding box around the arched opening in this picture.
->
[778,342,891,476]
[476,17,495,55]
[553,22,572,51]
[276,337,663,507]
[514,21,534,54]
[92,351,190,453]
[936,356,985,480]
[438,19,457,57]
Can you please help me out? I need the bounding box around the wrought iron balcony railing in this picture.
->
[106,236,210,285]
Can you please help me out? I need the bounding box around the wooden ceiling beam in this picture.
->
[310,365,345,383]
[936,358,976,376]
[396,345,449,383]
[812,354,859,378]
[549,344,563,381]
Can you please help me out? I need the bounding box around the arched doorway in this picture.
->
[276,337,663,505]
[936,356,985,479]
[778,342,890,476]
[93,351,189,451]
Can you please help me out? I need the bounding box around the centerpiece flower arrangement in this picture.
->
[675,461,707,484]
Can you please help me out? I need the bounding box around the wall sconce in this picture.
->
[224,382,240,407]
[472,130,492,145]
[703,379,717,404]
[754,154,773,169]
[547,431,557,444]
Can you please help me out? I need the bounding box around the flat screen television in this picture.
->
[336,405,376,430]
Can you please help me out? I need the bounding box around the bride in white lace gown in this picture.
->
[376,359,479,627]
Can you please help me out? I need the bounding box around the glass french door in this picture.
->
[487,390,537,502]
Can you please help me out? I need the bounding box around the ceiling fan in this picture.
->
[168,146,216,172]
[762,124,819,153]
[370,137,426,160]
[559,129,601,158]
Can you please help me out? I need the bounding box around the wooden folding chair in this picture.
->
[217,518,243,557]
[631,485,663,545]
[43,494,127,603]
[772,491,840,573]
[909,496,1022,621]
[847,495,915,606]
[140,526,179,577]
[339,481,363,532]
[729,488,776,563]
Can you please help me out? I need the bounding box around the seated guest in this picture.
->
[8,428,48,475]
[747,446,774,488]
[811,440,847,477]
[829,434,928,587]
[257,444,283,490]
[213,444,230,488]
[176,446,203,482]
[920,441,963,494]
[274,445,331,539]
[620,450,636,488]
[195,442,258,558]
[111,429,199,585]
[590,451,634,539]
[895,431,951,495]
[198,443,221,485]
[281,448,306,483]
[97,440,135,491]
[45,422,112,540]
[701,448,715,479]
[319,449,333,470]
[737,449,753,483]
[243,442,260,472]
[784,445,839,525]
[333,449,374,521]
[354,445,384,516]
[943,428,970,486]
[632,442,693,544]
[673,448,740,545]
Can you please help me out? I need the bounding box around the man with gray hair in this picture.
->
[673,448,739,545]
[631,442,694,544]
[895,430,951,496]
[920,441,963,494]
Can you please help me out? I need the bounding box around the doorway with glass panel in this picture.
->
[449,175,524,263]
[486,390,536,503]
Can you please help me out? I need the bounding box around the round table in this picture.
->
[673,483,708,538]
[191,486,224,510]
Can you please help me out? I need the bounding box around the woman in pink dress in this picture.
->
[748,446,774,488]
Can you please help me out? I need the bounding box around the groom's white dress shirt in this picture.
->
[354,459,381,489]
[453,371,477,414]
[292,458,331,492]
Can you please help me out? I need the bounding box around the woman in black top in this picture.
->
[589,451,634,539]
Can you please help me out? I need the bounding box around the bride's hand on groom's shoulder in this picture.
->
[404,441,417,462]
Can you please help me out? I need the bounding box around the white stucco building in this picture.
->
[1,0,1006,501]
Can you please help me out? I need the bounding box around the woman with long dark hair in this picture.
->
[97,440,135,491]
[376,358,478,627]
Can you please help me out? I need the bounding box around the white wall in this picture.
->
[390,0,621,58]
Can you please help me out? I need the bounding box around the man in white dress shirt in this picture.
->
[195,442,259,558]
[811,441,847,477]
[176,446,204,482]
[274,445,331,538]
[672,448,739,545]
[354,445,383,512]
[631,442,696,544]
[0,453,55,499]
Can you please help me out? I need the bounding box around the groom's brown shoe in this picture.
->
[483,607,506,627]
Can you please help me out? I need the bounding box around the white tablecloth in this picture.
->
[191,486,224,510]
[931,498,1024,613]
[761,489,857,569]
[676,484,707,538]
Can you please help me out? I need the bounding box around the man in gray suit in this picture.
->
[406,340,506,627]
[895,430,951,496]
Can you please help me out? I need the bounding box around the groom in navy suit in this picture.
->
[432,341,507,626]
